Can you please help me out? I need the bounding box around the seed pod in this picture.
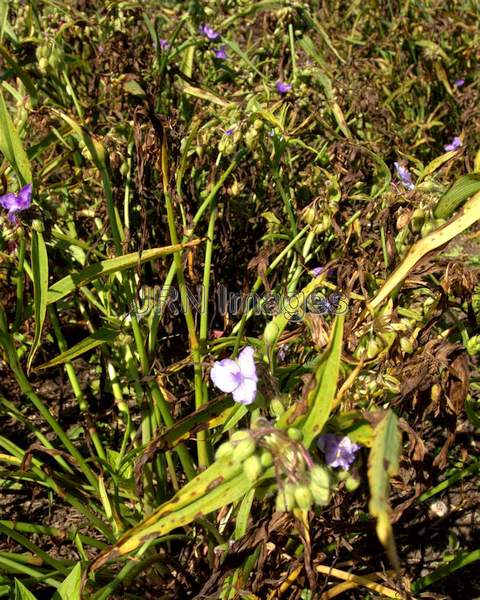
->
[345,476,360,492]
[310,465,330,489]
[366,338,382,359]
[294,485,313,510]
[410,208,425,232]
[275,488,296,512]
[400,336,414,354]
[215,441,234,459]
[232,438,256,463]
[309,481,331,506]
[260,450,273,468]
[287,427,302,442]
[230,430,251,443]
[243,454,263,482]
[270,398,285,418]
[336,469,350,482]
[276,483,296,512]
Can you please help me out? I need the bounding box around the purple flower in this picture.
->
[210,346,258,405]
[317,434,360,470]
[199,24,220,40]
[454,79,465,88]
[311,266,324,277]
[0,183,32,223]
[225,127,235,136]
[159,38,170,50]
[393,162,415,191]
[444,136,462,152]
[276,81,292,94]
[214,45,227,60]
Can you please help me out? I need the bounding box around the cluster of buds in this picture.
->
[215,421,335,513]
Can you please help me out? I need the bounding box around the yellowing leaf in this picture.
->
[368,410,401,571]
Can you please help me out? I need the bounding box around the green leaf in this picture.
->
[46,240,204,305]
[433,173,480,219]
[368,189,480,313]
[34,326,120,371]
[418,151,460,182]
[301,314,344,448]
[52,562,82,600]
[27,229,49,372]
[0,89,32,184]
[91,458,261,571]
[368,410,401,571]
[14,580,38,600]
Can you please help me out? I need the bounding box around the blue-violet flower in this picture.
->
[199,24,220,40]
[0,183,32,223]
[210,346,257,405]
[317,434,360,470]
[393,162,415,191]
[444,136,462,152]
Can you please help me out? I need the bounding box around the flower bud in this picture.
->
[410,208,425,232]
[243,454,263,482]
[260,450,274,468]
[275,488,296,512]
[232,438,256,462]
[31,219,45,233]
[294,485,313,510]
[270,398,285,418]
[215,441,234,459]
[287,427,302,442]
[344,476,360,492]
[400,336,414,354]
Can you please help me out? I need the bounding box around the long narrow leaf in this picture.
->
[47,239,204,305]
[34,326,120,371]
[302,315,345,447]
[0,89,32,184]
[368,410,401,571]
[27,229,49,372]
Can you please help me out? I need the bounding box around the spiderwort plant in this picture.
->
[210,346,258,405]
[317,434,360,470]
[0,184,32,223]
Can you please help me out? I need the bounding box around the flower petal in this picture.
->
[237,346,257,380]
[16,184,32,210]
[0,192,18,211]
[232,376,257,405]
[210,359,241,393]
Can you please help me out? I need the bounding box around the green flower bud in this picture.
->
[243,454,263,482]
[270,398,285,418]
[410,208,425,232]
[275,488,296,512]
[344,476,360,492]
[400,336,415,354]
[336,469,350,481]
[287,427,302,442]
[294,485,313,510]
[232,438,256,462]
[215,441,234,459]
[309,481,331,506]
[366,337,382,359]
[466,334,480,356]
[260,450,274,468]
[230,430,251,443]
[310,465,330,489]
[31,219,45,233]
